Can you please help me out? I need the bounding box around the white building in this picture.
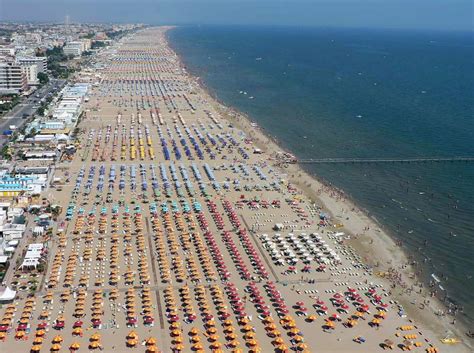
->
[20,64,38,85]
[16,56,47,73]
[0,47,15,57]
[63,41,83,57]
[0,62,28,94]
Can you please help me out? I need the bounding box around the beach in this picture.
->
[0,26,471,353]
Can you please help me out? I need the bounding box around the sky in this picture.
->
[0,0,472,31]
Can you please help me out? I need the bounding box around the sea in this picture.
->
[167,25,474,326]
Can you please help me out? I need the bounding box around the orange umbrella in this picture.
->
[50,344,61,351]
[89,341,101,350]
[146,337,157,346]
[173,344,184,351]
[127,339,138,347]
[52,335,63,343]
[70,342,80,350]
[90,333,101,341]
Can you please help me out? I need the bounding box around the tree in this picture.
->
[37,72,49,85]
[37,106,45,116]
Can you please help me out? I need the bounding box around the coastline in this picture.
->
[165,27,472,351]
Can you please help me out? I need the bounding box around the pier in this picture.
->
[297,156,474,165]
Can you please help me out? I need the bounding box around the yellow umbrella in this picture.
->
[31,345,42,352]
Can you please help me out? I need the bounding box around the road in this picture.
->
[0,79,66,145]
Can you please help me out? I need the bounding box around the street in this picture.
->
[0,79,66,145]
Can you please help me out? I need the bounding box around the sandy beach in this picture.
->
[0,26,470,353]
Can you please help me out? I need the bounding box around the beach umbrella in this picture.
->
[127,339,138,347]
[50,344,61,351]
[90,333,101,341]
[89,341,101,350]
[297,343,308,350]
[384,339,394,348]
[70,342,80,350]
[52,335,63,343]
[146,337,157,346]
[30,345,42,352]
[173,343,184,351]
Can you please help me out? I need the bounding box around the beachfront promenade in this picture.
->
[0,27,467,353]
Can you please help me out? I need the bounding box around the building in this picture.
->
[23,150,58,161]
[0,46,15,57]
[0,62,28,94]
[0,172,46,198]
[16,56,47,73]
[51,83,89,126]
[20,64,38,85]
[63,41,83,57]
[40,120,66,130]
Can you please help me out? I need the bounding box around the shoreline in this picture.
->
[165,27,472,351]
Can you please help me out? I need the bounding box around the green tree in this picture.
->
[37,72,49,85]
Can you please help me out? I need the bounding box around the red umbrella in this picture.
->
[73,321,83,328]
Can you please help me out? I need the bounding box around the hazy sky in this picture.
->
[1,0,472,31]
